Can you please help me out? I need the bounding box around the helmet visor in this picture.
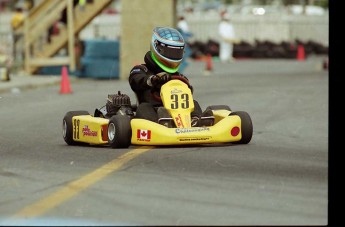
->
[154,39,184,60]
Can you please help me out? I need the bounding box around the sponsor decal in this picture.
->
[137,129,151,141]
[168,45,183,49]
[82,125,97,137]
[175,127,210,134]
[179,137,211,142]
[175,114,184,127]
[130,68,140,74]
[171,88,183,95]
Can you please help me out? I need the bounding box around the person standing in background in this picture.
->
[177,16,190,35]
[218,13,237,63]
[10,6,24,30]
[177,16,193,73]
[78,0,86,11]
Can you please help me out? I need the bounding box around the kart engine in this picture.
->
[106,91,134,117]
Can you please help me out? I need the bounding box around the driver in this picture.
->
[129,26,203,126]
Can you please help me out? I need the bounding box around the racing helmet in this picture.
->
[150,27,185,73]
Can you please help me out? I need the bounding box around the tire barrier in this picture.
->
[189,39,328,60]
[80,57,119,79]
[83,39,120,59]
[79,39,120,79]
[39,39,120,79]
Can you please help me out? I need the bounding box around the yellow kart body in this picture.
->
[69,115,109,145]
[130,115,241,145]
[62,78,252,148]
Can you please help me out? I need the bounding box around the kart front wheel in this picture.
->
[108,115,132,148]
[62,110,90,145]
[230,111,253,144]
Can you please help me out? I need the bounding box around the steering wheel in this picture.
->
[151,75,191,101]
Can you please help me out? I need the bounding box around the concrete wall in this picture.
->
[120,0,176,80]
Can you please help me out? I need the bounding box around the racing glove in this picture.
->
[147,72,172,87]
[177,73,194,93]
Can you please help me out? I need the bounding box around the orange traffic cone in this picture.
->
[59,66,72,94]
[205,54,213,71]
[297,45,305,61]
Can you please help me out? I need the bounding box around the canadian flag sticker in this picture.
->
[137,129,151,140]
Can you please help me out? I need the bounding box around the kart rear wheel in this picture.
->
[205,105,232,111]
[108,115,132,148]
[62,110,90,145]
[230,111,253,144]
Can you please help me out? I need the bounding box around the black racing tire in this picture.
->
[229,111,253,144]
[62,110,90,145]
[108,115,132,148]
[205,105,232,111]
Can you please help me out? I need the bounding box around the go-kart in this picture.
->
[62,75,253,148]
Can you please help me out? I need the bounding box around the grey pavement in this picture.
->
[0,71,68,94]
[0,55,329,226]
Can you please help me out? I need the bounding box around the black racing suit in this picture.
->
[129,51,202,122]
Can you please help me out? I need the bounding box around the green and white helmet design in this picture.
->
[150,27,185,73]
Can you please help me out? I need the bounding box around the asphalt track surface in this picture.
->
[0,57,328,225]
